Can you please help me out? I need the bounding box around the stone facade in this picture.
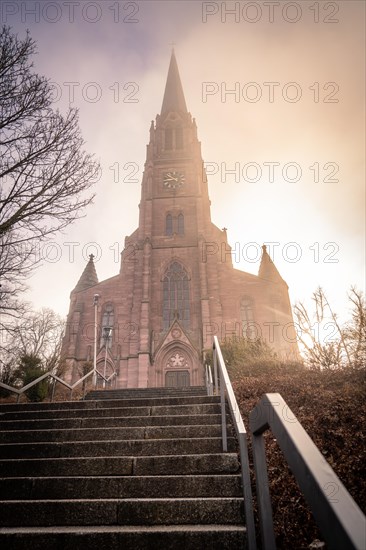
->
[62,51,299,388]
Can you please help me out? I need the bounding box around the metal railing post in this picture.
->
[238,432,257,550]
[213,347,218,395]
[51,381,56,402]
[218,355,228,453]
[93,294,99,388]
[252,432,276,549]
[212,335,256,550]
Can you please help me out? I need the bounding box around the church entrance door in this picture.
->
[165,370,190,388]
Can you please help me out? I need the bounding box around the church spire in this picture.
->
[160,49,188,115]
[258,245,287,285]
[73,254,99,293]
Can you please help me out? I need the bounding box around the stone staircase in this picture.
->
[0,387,248,549]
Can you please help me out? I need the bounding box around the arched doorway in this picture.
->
[152,338,203,388]
[164,348,191,388]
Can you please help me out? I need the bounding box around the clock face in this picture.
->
[163,171,185,189]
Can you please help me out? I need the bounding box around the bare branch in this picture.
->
[0,25,99,318]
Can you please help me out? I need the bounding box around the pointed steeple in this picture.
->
[258,245,287,285]
[161,49,188,115]
[73,254,98,293]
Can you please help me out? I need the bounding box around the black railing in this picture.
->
[209,337,365,550]
[250,393,366,550]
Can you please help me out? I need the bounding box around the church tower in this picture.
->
[62,51,299,388]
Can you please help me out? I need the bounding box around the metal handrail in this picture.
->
[212,335,256,550]
[205,364,214,396]
[0,368,117,403]
[249,393,366,550]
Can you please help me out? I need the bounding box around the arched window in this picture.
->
[175,127,183,149]
[166,213,173,236]
[240,297,255,338]
[177,213,184,235]
[165,128,173,150]
[163,262,190,330]
[100,303,114,348]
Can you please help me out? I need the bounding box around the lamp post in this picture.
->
[93,294,99,388]
[102,326,112,389]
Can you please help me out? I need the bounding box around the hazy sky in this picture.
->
[4,0,365,328]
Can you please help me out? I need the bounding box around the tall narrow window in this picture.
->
[163,262,190,330]
[240,297,255,338]
[166,214,173,236]
[175,127,183,149]
[100,303,114,347]
[165,128,173,150]
[177,213,184,235]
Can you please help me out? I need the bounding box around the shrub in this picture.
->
[16,354,48,402]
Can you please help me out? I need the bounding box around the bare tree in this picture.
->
[294,286,365,369]
[0,307,65,375]
[0,26,99,317]
[344,287,366,368]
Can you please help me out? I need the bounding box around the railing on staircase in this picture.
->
[0,367,117,403]
[250,393,365,550]
[208,336,366,550]
[205,364,214,396]
[209,335,257,550]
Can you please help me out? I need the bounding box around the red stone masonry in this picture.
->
[62,51,299,388]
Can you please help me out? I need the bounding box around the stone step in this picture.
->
[0,402,221,421]
[0,474,242,500]
[0,452,240,477]
[83,394,210,402]
[0,389,247,549]
[0,497,244,527]
[0,424,231,443]
[0,524,247,550]
[0,413,225,431]
[0,395,219,412]
[84,387,208,400]
[84,388,207,400]
[0,437,236,459]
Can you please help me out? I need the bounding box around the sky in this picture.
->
[3,0,365,332]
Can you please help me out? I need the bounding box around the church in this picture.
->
[62,51,299,388]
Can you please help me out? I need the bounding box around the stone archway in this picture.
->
[151,330,204,388]
[152,343,197,388]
